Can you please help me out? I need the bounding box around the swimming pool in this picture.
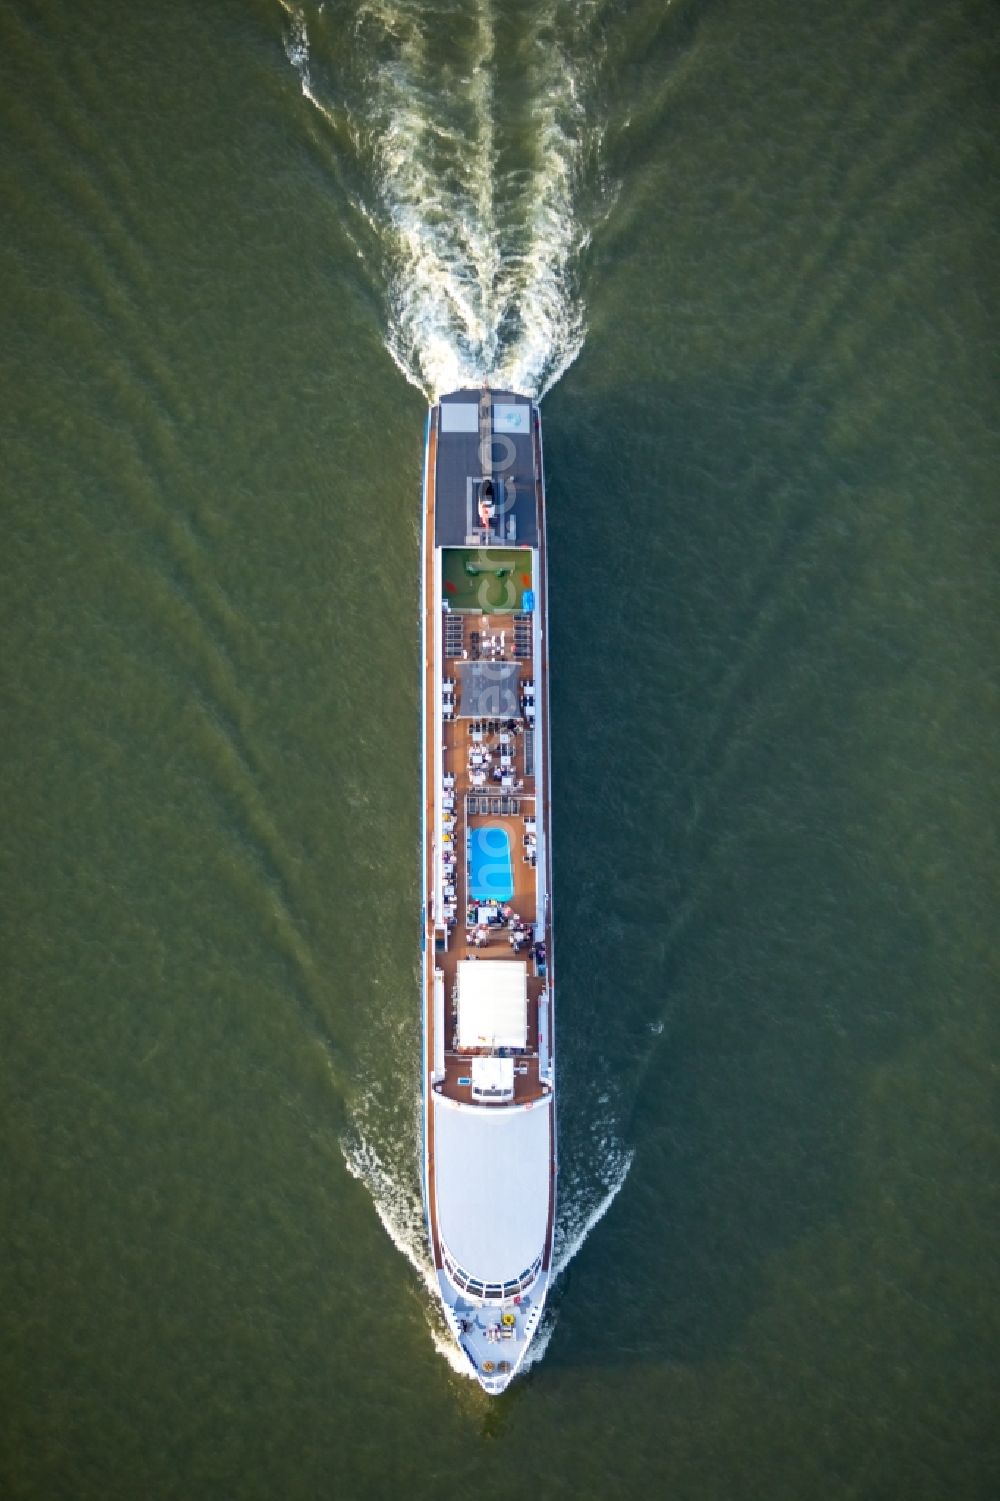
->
[468,825,514,902]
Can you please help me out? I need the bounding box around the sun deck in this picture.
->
[433,606,550,1109]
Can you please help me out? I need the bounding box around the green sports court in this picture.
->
[441,548,534,613]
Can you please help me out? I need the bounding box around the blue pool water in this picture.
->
[468,826,514,902]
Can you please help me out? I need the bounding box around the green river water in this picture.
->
[2,1,997,1497]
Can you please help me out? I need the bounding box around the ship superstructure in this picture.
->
[420,388,556,1394]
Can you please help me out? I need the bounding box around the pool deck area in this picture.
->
[432,604,548,1111]
[468,824,515,902]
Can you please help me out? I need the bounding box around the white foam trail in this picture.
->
[277,0,609,397]
[518,1139,634,1375]
[340,1108,476,1381]
[278,0,337,128]
[495,23,596,398]
[369,0,504,395]
[553,1143,635,1280]
[375,0,596,396]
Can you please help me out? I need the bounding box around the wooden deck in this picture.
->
[433,610,548,1106]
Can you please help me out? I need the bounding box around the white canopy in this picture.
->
[457,960,527,1049]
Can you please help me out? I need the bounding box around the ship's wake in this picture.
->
[340,1095,473,1379]
[278,0,613,397]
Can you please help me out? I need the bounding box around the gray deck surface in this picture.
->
[456,660,521,718]
[435,389,539,547]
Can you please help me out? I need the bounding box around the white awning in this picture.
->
[457,960,527,1049]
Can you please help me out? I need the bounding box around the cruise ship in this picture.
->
[420,388,556,1394]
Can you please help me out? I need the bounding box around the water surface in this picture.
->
[1,1,997,1497]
